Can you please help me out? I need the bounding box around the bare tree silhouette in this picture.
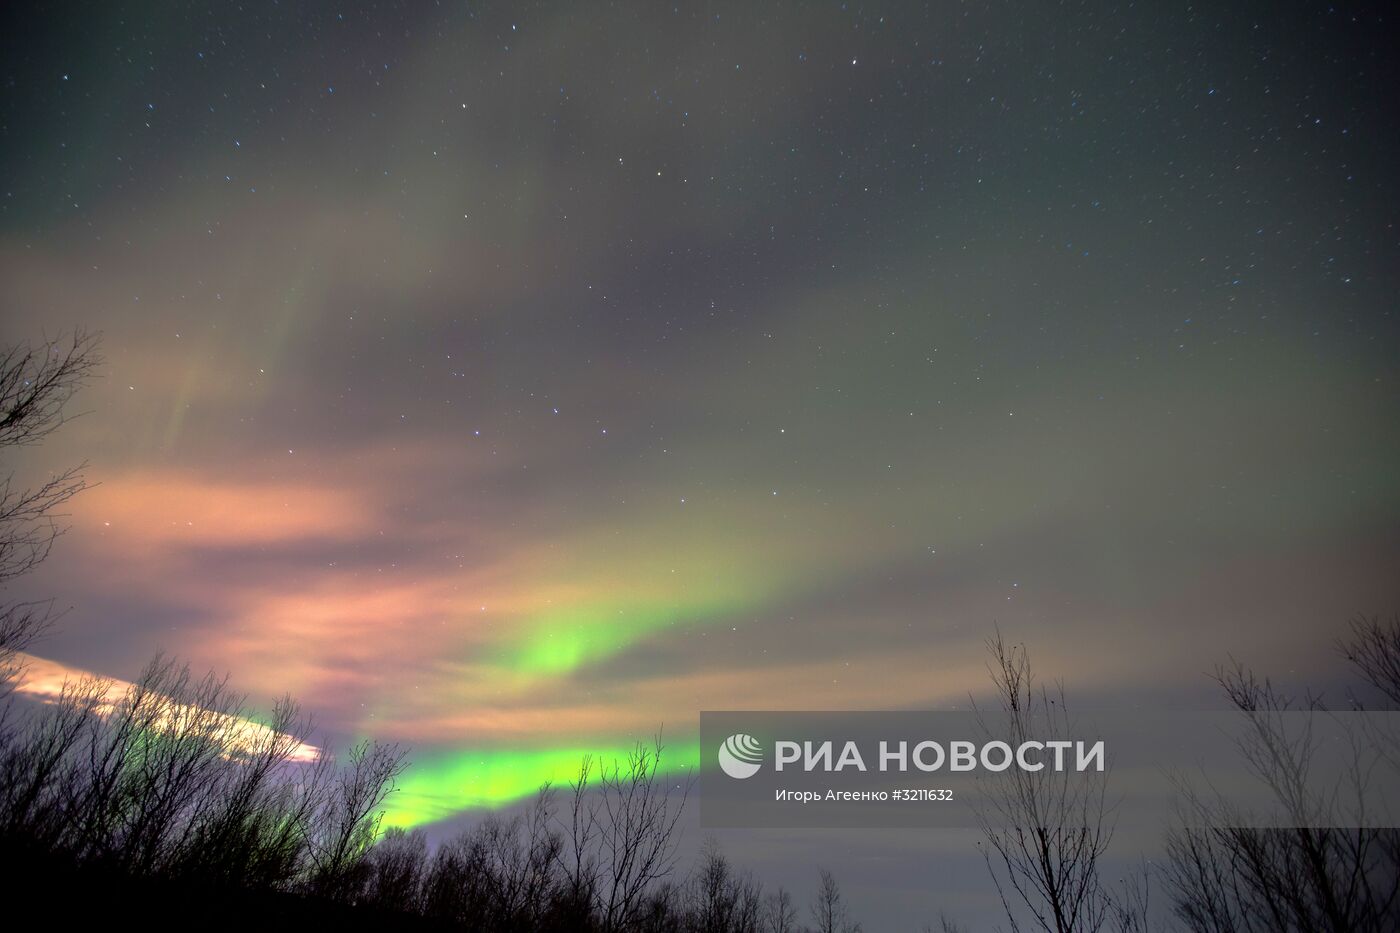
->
[306,738,408,898]
[809,867,860,933]
[764,886,798,933]
[687,838,763,933]
[561,735,694,933]
[0,650,406,906]
[0,331,100,688]
[407,740,707,932]
[971,631,1129,933]
[1163,618,1400,933]
[1341,613,1400,705]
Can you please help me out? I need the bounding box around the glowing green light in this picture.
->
[503,602,739,676]
[382,740,700,829]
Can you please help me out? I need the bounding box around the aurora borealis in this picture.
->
[3,1,1399,923]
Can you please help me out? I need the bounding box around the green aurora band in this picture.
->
[383,740,702,829]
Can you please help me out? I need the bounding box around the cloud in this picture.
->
[9,652,320,763]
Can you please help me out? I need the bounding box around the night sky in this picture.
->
[4,1,1399,924]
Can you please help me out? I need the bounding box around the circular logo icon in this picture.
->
[718,733,763,779]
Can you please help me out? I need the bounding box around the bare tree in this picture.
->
[410,749,694,932]
[0,674,106,849]
[173,693,318,887]
[687,838,763,933]
[0,331,100,685]
[809,867,860,933]
[0,645,408,902]
[765,886,798,933]
[560,753,603,922]
[972,631,1121,933]
[1163,630,1400,933]
[306,737,408,899]
[602,737,692,931]
[564,735,693,933]
[464,790,568,931]
[1340,613,1400,705]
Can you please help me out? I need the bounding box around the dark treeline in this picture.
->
[353,776,861,933]
[0,656,854,932]
[4,620,1399,932]
[0,654,407,900]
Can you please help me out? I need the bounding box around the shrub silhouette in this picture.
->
[0,654,405,893]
